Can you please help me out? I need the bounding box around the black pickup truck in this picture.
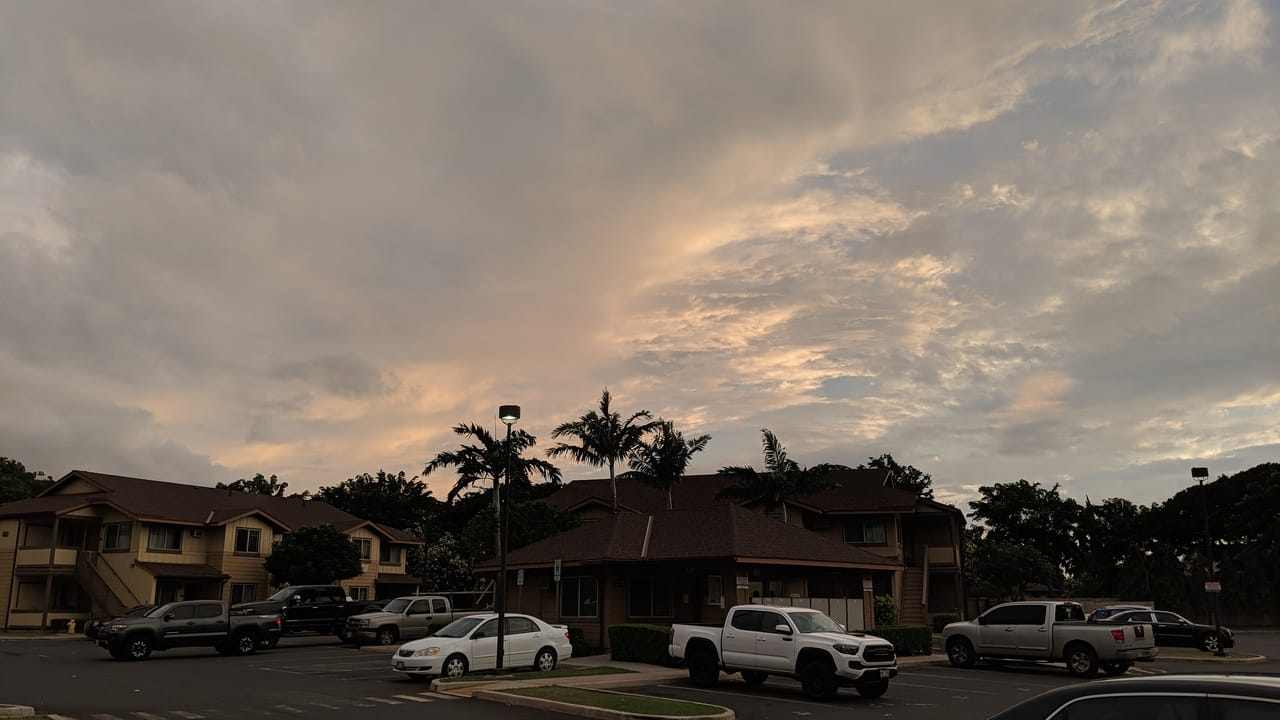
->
[97,600,282,661]
[232,585,371,646]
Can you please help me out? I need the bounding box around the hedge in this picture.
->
[567,627,589,658]
[872,624,933,656]
[608,623,676,666]
[931,614,961,633]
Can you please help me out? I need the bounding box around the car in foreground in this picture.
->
[988,674,1280,720]
[83,604,155,640]
[391,613,571,680]
[1085,604,1149,623]
[1100,608,1235,653]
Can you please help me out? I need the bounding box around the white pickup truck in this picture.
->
[942,601,1158,677]
[344,595,485,645]
[668,605,898,701]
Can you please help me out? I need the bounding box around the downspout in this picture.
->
[41,514,60,631]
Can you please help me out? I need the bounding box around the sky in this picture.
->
[1,1,1277,514]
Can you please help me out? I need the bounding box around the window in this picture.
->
[408,600,430,614]
[1055,604,1085,622]
[730,610,763,631]
[1048,695,1199,720]
[379,544,402,564]
[982,606,1022,625]
[629,577,673,618]
[231,584,257,604]
[431,598,447,614]
[353,538,372,561]
[843,519,887,544]
[147,525,182,551]
[348,586,370,601]
[560,577,599,618]
[52,582,81,610]
[758,610,788,634]
[196,603,222,619]
[166,605,195,620]
[706,575,724,607]
[1014,605,1048,625]
[104,522,132,551]
[1212,697,1280,720]
[1154,612,1185,624]
[234,528,261,554]
[507,617,537,634]
[473,619,499,638]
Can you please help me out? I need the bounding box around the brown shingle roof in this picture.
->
[0,470,419,543]
[477,505,896,570]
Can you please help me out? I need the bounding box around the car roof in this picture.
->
[991,675,1280,719]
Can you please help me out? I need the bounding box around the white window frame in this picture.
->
[354,538,372,561]
[147,525,182,551]
[234,527,261,554]
[706,575,724,607]
[231,584,257,604]
[104,522,132,551]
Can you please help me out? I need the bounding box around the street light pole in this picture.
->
[1192,466,1226,656]
[496,404,520,672]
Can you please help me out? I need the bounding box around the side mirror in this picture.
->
[163,613,175,622]
[774,624,793,635]
[977,615,987,625]
[473,631,486,639]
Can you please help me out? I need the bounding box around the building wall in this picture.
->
[57,478,101,494]
[342,527,381,599]
[0,519,17,627]
[97,511,153,606]
[805,513,901,561]
[210,518,276,604]
[138,521,210,565]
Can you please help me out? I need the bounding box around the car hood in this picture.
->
[400,635,467,652]
[806,631,892,647]
[351,612,399,623]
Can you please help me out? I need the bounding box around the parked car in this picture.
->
[988,674,1280,720]
[942,601,1157,677]
[1099,608,1235,653]
[232,584,368,647]
[96,600,282,661]
[391,613,571,680]
[83,604,155,640]
[669,605,897,700]
[1086,604,1150,623]
[346,594,487,645]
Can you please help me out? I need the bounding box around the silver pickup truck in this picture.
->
[942,601,1157,677]
[344,594,485,645]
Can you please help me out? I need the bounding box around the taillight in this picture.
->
[276,616,283,628]
[1111,628,1125,643]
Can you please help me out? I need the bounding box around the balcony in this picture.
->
[925,545,959,567]
[16,547,80,567]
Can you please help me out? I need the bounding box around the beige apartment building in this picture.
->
[0,471,423,630]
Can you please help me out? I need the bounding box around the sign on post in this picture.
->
[517,569,525,587]
[862,578,874,593]
[553,559,562,582]
[1205,581,1222,593]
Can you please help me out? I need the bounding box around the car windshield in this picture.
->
[434,616,486,638]
[382,599,411,614]
[266,588,296,602]
[126,605,154,617]
[145,603,175,618]
[787,611,844,633]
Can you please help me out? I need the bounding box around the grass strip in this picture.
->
[503,686,724,717]
[439,665,632,683]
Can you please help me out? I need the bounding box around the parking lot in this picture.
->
[2,632,1275,720]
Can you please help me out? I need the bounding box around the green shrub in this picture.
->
[568,627,589,657]
[873,624,932,656]
[874,595,899,627]
[931,614,960,633]
[608,624,675,666]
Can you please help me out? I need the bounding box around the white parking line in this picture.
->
[392,694,434,703]
[364,697,401,705]
[305,702,342,710]
[91,715,126,720]
[890,680,999,695]
[130,713,168,720]
[272,706,304,714]
[170,713,205,719]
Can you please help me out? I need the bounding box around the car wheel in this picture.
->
[533,648,557,672]
[1064,643,1099,677]
[442,653,468,679]
[336,627,352,643]
[376,627,399,646]
[127,636,153,661]
[800,661,839,701]
[257,635,280,650]
[232,631,258,656]
[1200,632,1224,653]
[946,637,976,668]
[687,650,720,688]
[109,645,130,661]
[856,680,889,699]
[1101,661,1132,676]
[741,670,768,687]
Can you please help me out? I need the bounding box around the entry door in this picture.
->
[402,599,432,639]
[722,610,762,668]
[753,610,796,672]
[191,602,228,640]
[159,604,198,646]
[504,616,541,667]
[1013,604,1051,654]
[470,618,500,670]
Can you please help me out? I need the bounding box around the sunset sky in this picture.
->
[2,1,1276,511]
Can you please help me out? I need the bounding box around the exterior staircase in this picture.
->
[76,551,141,618]
[900,567,926,625]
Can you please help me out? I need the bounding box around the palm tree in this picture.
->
[623,420,711,510]
[716,428,830,521]
[424,423,562,553]
[547,388,657,512]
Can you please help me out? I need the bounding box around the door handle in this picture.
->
[1004,627,1014,632]
[1038,627,1048,632]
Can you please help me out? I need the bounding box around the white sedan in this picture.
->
[391,612,572,679]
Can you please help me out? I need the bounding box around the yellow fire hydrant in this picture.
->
[68,618,77,634]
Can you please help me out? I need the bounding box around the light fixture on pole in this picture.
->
[1191,466,1226,657]
[495,404,520,672]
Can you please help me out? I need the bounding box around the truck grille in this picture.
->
[863,646,895,663]
[398,649,415,658]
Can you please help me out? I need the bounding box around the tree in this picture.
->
[717,429,831,520]
[460,500,582,560]
[623,420,711,510]
[0,457,52,503]
[968,480,1081,590]
[858,453,933,499]
[970,537,1058,601]
[217,473,289,497]
[408,531,479,593]
[263,525,362,586]
[315,470,438,532]
[547,388,656,513]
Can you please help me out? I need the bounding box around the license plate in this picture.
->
[879,669,891,679]
[394,661,404,670]
[1135,626,1144,638]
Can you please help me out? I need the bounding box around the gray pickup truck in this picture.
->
[344,594,485,645]
[97,600,282,661]
[942,601,1158,677]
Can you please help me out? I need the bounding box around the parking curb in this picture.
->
[1156,652,1267,664]
[473,687,733,720]
[0,705,34,717]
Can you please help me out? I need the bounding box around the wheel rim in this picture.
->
[445,657,465,677]
[130,640,148,658]
[1069,651,1089,673]
[379,630,394,645]
[1204,634,1220,652]
[238,635,255,653]
[537,651,555,671]
[950,642,970,664]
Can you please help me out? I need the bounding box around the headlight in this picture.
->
[831,644,860,655]
[108,623,128,631]
[413,647,441,657]
[354,619,369,628]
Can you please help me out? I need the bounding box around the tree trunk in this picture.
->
[609,460,618,513]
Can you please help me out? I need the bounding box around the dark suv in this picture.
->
[232,585,370,646]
